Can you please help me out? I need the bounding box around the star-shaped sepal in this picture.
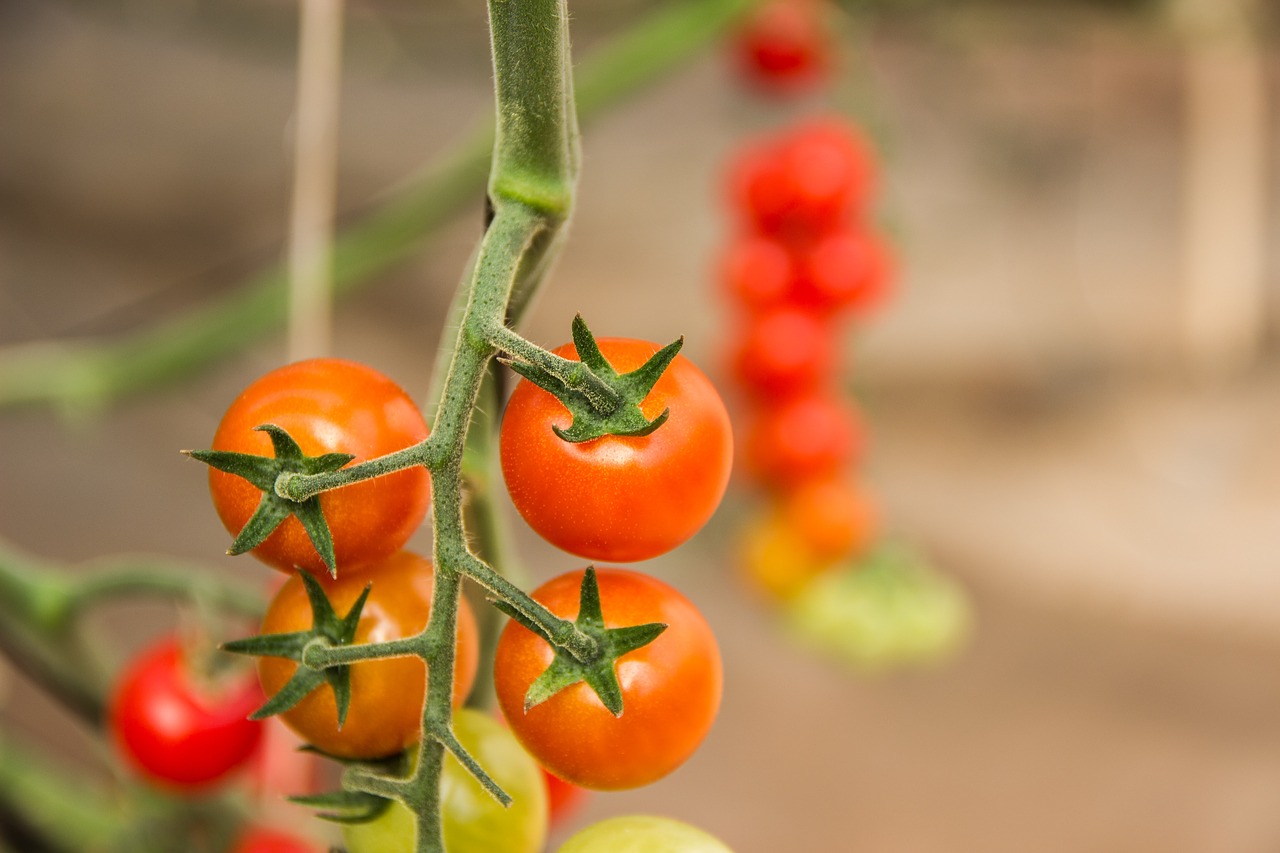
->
[186,424,354,577]
[222,570,369,728]
[502,315,683,444]
[493,567,667,716]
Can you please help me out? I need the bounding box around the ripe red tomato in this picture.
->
[494,569,722,791]
[258,551,478,760]
[729,307,834,400]
[728,119,873,237]
[743,392,863,488]
[544,768,589,828]
[733,0,830,94]
[230,828,321,853]
[719,234,795,312]
[499,339,733,562]
[109,637,264,790]
[781,476,879,561]
[795,227,894,316]
[209,358,430,576]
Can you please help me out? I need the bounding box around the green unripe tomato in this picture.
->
[557,815,733,852]
[342,709,548,853]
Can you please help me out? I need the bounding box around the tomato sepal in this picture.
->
[223,571,369,726]
[501,316,682,444]
[188,424,355,576]
[289,785,394,825]
[499,567,667,717]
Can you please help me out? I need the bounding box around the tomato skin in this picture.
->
[494,569,722,791]
[739,511,831,600]
[781,476,879,561]
[229,828,320,853]
[109,638,263,790]
[734,0,830,95]
[543,768,589,828]
[499,339,733,563]
[342,709,548,853]
[557,815,733,853]
[258,551,478,760]
[209,358,430,576]
[719,234,795,313]
[795,227,894,316]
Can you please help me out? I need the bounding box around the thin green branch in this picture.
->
[487,323,621,412]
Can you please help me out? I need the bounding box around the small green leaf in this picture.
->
[289,789,393,825]
[295,499,338,577]
[256,423,306,463]
[619,336,683,400]
[250,666,327,719]
[228,498,291,555]
[185,449,279,491]
[570,314,614,375]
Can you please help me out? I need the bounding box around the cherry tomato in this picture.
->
[109,637,263,790]
[209,358,430,576]
[557,815,733,852]
[738,510,832,600]
[743,392,862,489]
[229,828,321,853]
[780,476,879,561]
[719,233,795,312]
[342,709,548,853]
[258,551,479,759]
[794,227,894,316]
[728,119,874,237]
[734,0,830,95]
[500,339,733,562]
[729,308,833,400]
[494,568,722,790]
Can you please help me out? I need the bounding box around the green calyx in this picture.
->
[494,567,666,717]
[186,424,351,576]
[222,571,369,727]
[503,315,683,443]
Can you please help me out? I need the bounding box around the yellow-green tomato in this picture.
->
[342,709,548,853]
[557,815,733,853]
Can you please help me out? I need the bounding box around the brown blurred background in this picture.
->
[3,0,1280,850]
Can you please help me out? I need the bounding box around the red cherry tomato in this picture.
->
[258,551,479,760]
[744,392,863,488]
[734,0,830,94]
[544,768,590,828]
[795,227,894,316]
[230,828,321,853]
[730,307,834,400]
[494,569,723,790]
[500,339,733,562]
[209,358,430,576]
[780,476,879,560]
[110,637,264,790]
[719,234,795,312]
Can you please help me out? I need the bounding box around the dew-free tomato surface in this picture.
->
[494,569,722,790]
[500,339,733,563]
[209,358,430,576]
[258,551,478,759]
[557,815,733,853]
[109,637,264,790]
[342,710,548,853]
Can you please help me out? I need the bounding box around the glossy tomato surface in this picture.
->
[500,339,732,562]
[342,709,548,853]
[209,358,430,576]
[556,815,733,853]
[258,551,478,759]
[494,569,722,790]
[110,637,263,790]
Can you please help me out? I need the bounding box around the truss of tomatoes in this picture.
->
[140,328,730,845]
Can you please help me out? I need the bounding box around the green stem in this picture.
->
[0,0,754,415]
[486,323,621,412]
[0,730,122,853]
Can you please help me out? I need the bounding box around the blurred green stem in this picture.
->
[0,0,756,416]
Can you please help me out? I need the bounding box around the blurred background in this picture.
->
[3,0,1280,850]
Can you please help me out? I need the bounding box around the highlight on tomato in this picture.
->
[256,550,478,759]
[494,568,722,790]
[500,338,733,563]
[207,358,430,576]
[109,636,264,790]
[341,709,548,853]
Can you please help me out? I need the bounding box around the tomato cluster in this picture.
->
[719,116,891,599]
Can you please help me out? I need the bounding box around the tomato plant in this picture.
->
[556,815,732,852]
[109,637,263,790]
[342,709,548,853]
[208,358,431,576]
[493,568,722,790]
[500,338,733,563]
[257,551,479,759]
